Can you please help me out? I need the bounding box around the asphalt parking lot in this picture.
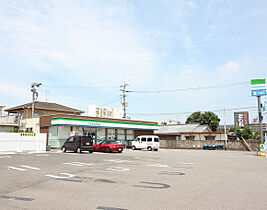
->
[0,149,267,210]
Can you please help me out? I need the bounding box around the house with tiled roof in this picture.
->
[5,101,84,119]
[155,124,224,141]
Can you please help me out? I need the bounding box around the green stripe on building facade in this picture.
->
[51,118,158,127]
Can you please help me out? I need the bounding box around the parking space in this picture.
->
[0,149,267,209]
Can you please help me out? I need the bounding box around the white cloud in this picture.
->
[0,1,159,86]
[217,61,240,75]
[0,83,29,100]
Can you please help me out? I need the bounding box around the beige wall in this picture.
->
[20,118,40,133]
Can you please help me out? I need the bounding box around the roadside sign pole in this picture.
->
[257,96,264,143]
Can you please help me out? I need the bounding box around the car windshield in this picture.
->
[106,141,117,144]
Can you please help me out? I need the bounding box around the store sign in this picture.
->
[250,78,267,96]
[234,112,249,128]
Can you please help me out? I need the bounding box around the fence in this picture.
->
[159,139,261,151]
[0,132,47,152]
[0,116,18,124]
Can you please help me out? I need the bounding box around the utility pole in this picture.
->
[120,82,129,119]
[31,82,42,118]
[224,108,227,151]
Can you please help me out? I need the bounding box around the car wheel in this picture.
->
[118,150,122,153]
[89,150,93,153]
[106,147,111,153]
[77,147,81,153]
[62,146,66,153]
[132,146,136,150]
[147,146,152,151]
[154,149,158,151]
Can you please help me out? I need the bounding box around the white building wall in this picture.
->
[0,132,46,152]
[88,104,123,119]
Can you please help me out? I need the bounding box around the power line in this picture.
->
[44,85,118,89]
[128,106,258,116]
[100,97,121,106]
[127,81,249,93]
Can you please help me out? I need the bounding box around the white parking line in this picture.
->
[105,167,130,172]
[0,155,12,159]
[177,162,196,165]
[147,164,168,168]
[63,162,93,167]
[103,159,131,163]
[20,165,40,170]
[46,173,75,179]
[63,163,83,166]
[0,152,16,155]
[36,154,49,157]
[72,162,93,166]
[8,166,26,171]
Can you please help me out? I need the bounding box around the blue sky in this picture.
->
[0,0,266,124]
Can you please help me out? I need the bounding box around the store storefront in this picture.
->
[40,114,159,148]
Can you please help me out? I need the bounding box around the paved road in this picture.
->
[0,149,266,210]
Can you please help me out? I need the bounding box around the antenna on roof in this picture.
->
[31,82,42,117]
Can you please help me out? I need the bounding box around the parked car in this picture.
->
[132,135,160,151]
[61,136,94,153]
[94,140,123,153]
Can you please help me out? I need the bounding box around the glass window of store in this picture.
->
[96,128,105,142]
[117,129,125,141]
[107,128,116,140]
[126,129,134,141]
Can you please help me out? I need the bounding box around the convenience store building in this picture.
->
[40,114,159,148]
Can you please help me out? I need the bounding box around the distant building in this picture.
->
[154,124,222,140]
[217,125,234,131]
[0,105,19,132]
[0,105,4,116]
[4,101,84,133]
[250,123,267,133]
[88,104,123,119]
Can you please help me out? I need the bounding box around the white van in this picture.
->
[132,135,160,151]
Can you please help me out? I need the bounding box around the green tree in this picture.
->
[186,111,220,131]
[229,126,253,139]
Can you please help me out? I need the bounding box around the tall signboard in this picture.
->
[250,78,267,96]
[234,112,249,128]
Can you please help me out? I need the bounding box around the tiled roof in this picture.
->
[154,124,210,134]
[5,101,84,114]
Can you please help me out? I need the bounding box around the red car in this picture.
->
[94,140,123,153]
